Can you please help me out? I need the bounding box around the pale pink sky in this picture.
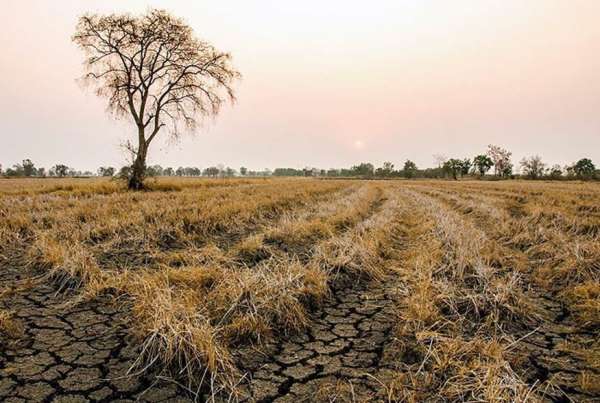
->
[1,0,599,171]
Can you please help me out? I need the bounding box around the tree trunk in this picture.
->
[128,156,146,190]
[128,133,147,190]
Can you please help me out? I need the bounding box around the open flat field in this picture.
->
[0,177,598,402]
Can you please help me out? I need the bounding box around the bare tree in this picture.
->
[73,9,240,189]
[433,154,448,169]
[487,145,513,177]
[520,155,546,179]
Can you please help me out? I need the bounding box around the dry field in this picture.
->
[0,177,598,402]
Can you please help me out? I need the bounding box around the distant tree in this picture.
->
[273,168,303,176]
[5,167,22,177]
[145,165,162,178]
[239,167,247,176]
[118,166,132,179]
[37,167,47,177]
[225,167,236,177]
[6,163,25,177]
[548,164,563,180]
[443,159,463,180]
[573,158,596,179]
[377,161,394,177]
[564,164,576,179]
[433,154,447,169]
[51,164,70,178]
[203,166,219,177]
[487,145,513,178]
[302,167,313,177]
[98,166,115,177]
[403,160,418,179]
[473,154,493,176]
[163,167,174,176]
[460,158,472,177]
[175,167,185,177]
[146,165,164,177]
[351,162,375,177]
[22,159,36,177]
[520,155,546,179]
[326,168,340,177]
[183,167,200,176]
[73,9,240,190]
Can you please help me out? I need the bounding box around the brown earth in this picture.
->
[233,277,399,402]
[0,265,400,402]
[1,261,597,402]
[510,291,599,403]
[0,266,193,403]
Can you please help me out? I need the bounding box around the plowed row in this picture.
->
[0,178,598,402]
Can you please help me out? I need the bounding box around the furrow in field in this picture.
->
[230,186,416,402]
[9,180,350,283]
[120,185,407,399]
[402,184,599,402]
[1,179,360,400]
[381,187,541,402]
[227,183,385,268]
[4,183,402,399]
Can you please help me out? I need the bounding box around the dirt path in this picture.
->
[0,266,193,403]
[233,278,398,402]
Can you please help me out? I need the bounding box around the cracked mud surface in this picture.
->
[2,240,596,401]
[1,263,399,403]
[233,277,398,402]
[0,266,193,403]
[511,292,599,403]
[2,256,597,402]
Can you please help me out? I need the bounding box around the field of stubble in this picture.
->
[0,177,598,402]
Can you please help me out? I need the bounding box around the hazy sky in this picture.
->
[1,1,599,171]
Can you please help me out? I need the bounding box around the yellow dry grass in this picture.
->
[1,177,598,399]
[0,310,23,341]
[385,180,600,402]
[0,177,395,393]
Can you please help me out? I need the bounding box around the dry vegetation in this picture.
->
[385,181,600,402]
[0,177,598,401]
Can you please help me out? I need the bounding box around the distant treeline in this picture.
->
[1,145,598,181]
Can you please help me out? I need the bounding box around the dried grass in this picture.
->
[2,177,598,399]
